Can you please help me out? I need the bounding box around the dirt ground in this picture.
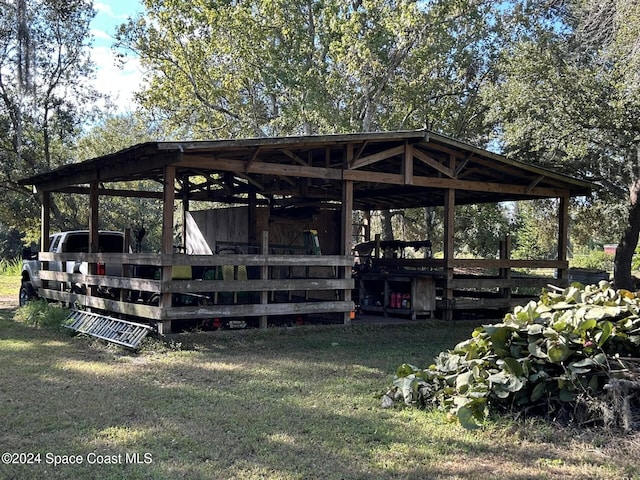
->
[0,294,18,309]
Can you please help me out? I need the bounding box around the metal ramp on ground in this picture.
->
[65,309,153,349]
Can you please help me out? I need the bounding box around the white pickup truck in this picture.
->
[20,230,126,306]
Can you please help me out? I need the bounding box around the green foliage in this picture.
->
[0,257,22,276]
[14,299,70,330]
[115,0,503,138]
[511,200,558,260]
[388,281,640,429]
[455,203,511,258]
[0,0,99,240]
[570,250,614,271]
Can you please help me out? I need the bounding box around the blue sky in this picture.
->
[90,0,144,111]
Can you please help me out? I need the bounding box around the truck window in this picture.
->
[64,234,90,253]
[98,235,124,253]
[48,235,61,252]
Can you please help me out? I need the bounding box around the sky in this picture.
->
[90,0,145,112]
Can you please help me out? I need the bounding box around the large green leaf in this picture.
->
[501,357,523,376]
[456,405,481,430]
[530,382,547,402]
[548,343,571,363]
[456,371,475,393]
[585,306,621,320]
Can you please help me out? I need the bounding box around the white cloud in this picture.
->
[91,45,143,111]
[94,2,127,20]
[91,28,112,41]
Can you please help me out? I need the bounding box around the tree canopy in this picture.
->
[4,0,640,280]
[0,0,99,238]
[115,0,502,140]
[482,0,640,287]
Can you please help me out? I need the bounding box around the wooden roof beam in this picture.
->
[527,175,545,193]
[281,149,310,166]
[414,148,454,177]
[454,154,473,178]
[349,145,404,169]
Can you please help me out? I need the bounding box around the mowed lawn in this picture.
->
[0,300,638,479]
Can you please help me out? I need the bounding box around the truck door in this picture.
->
[48,234,63,289]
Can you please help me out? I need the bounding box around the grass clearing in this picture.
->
[0,275,19,298]
[0,306,638,479]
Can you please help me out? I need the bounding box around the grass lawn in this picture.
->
[0,275,19,298]
[0,306,638,479]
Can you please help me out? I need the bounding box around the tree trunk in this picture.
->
[614,179,640,290]
[381,210,394,241]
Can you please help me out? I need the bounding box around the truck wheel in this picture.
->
[19,282,36,306]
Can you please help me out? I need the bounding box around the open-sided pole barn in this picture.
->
[19,130,593,332]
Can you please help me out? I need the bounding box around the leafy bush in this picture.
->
[14,299,70,330]
[385,281,640,430]
[570,250,614,271]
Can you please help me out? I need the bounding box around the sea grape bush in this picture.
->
[386,281,640,429]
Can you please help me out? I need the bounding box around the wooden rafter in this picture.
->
[454,154,473,178]
[413,148,454,178]
[349,145,404,169]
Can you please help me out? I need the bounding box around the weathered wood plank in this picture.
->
[162,300,354,320]
[38,252,355,267]
[448,277,556,289]
[39,271,161,291]
[38,289,162,320]
[165,278,354,293]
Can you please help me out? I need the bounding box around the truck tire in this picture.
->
[19,281,36,306]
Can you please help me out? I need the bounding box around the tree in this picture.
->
[116,0,505,140]
[510,200,558,261]
[0,0,100,241]
[116,0,511,247]
[482,0,640,288]
[455,204,511,258]
[68,113,165,251]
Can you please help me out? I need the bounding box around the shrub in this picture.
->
[385,281,640,431]
[14,299,70,330]
[570,250,613,271]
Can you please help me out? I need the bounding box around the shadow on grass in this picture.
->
[0,313,636,480]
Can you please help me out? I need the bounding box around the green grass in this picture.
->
[0,307,638,480]
[0,274,19,298]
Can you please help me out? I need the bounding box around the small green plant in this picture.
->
[0,257,22,276]
[14,299,70,329]
[385,281,640,430]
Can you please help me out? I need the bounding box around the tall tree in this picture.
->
[0,0,99,237]
[69,113,165,251]
[116,0,507,244]
[483,0,640,288]
[115,0,502,140]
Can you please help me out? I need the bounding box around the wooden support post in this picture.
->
[260,230,269,329]
[443,188,456,321]
[40,191,51,292]
[557,196,569,284]
[341,143,354,324]
[499,235,512,303]
[40,190,50,250]
[121,229,131,302]
[159,165,176,335]
[181,174,189,252]
[341,179,354,324]
[88,180,99,299]
[403,140,413,185]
